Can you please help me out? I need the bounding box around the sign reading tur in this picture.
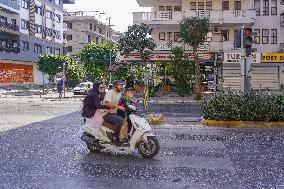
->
[261,53,284,63]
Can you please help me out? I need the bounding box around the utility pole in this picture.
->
[213,52,218,94]
[63,62,66,98]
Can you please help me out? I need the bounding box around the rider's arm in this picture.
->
[104,91,118,109]
[94,94,109,109]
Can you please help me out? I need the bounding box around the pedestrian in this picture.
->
[57,77,64,98]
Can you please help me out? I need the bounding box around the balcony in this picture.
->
[185,10,256,26]
[155,41,210,51]
[0,20,20,34]
[0,0,20,14]
[134,10,256,26]
[0,45,20,54]
[133,11,182,25]
[63,0,75,4]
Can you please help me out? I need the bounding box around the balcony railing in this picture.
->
[134,10,256,25]
[133,11,182,23]
[0,20,20,32]
[0,45,20,54]
[155,41,210,51]
[0,0,20,12]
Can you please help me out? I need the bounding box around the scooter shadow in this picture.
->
[82,149,161,163]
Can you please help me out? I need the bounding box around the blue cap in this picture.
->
[112,80,124,86]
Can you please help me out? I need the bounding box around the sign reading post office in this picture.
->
[261,53,284,64]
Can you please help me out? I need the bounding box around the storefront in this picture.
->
[0,63,33,84]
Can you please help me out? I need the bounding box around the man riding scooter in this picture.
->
[103,80,126,146]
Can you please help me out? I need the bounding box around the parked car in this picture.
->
[73,82,93,95]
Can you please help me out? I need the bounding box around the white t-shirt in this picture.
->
[103,89,122,114]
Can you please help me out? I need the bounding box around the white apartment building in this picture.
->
[63,11,116,58]
[133,0,284,91]
[0,0,74,85]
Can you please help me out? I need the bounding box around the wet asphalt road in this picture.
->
[0,99,284,189]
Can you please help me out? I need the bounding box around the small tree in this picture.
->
[179,17,209,92]
[77,43,117,82]
[171,46,195,96]
[37,54,71,90]
[119,23,156,62]
[65,60,85,88]
[119,23,156,112]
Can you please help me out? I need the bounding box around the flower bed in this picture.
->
[200,92,284,127]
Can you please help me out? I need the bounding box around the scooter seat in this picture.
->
[102,121,115,130]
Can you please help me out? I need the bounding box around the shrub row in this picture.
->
[201,92,284,121]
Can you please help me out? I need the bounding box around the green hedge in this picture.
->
[201,92,284,121]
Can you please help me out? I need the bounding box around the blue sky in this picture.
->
[64,0,150,32]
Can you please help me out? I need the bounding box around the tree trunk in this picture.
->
[194,51,201,93]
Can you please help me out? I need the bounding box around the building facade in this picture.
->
[0,0,75,85]
[63,11,116,58]
[133,0,284,90]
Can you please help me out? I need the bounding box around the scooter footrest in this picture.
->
[102,121,115,130]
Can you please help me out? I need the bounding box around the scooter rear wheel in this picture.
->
[138,136,160,158]
[87,144,102,153]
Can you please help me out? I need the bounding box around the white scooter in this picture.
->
[81,105,160,158]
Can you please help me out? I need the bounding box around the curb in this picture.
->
[202,120,284,128]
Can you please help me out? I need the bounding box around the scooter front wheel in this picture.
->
[138,136,160,158]
[87,143,102,153]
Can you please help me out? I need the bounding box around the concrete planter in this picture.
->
[202,120,284,128]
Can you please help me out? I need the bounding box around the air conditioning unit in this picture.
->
[213,27,222,34]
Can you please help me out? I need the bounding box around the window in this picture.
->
[206,1,212,10]
[271,29,277,44]
[45,10,52,19]
[166,6,172,11]
[190,2,196,10]
[67,22,72,29]
[167,32,172,40]
[53,30,61,39]
[55,14,61,23]
[222,30,229,41]
[96,37,99,44]
[46,46,52,54]
[222,1,229,10]
[234,1,241,10]
[0,39,8,47]
[89,23,92,30]
[159,32,165,40]
[35,5,42,15]
[262,29,269,44]
[88,35,91,43]
[198,2,204,10]
[35,24,42,34]
[174,6,181,11]
[45,28,52,37]
[34,44,42,53]
[55,0,60,5]
[159,6,165,11]
[174,32,180,42]
[22,41,29,51]
[22,0,29,9]
[254,29,260,44]
[55,48,60,55]
[263,0,269,15]
[254,0,260,16]
[271,0,277,15]
[65,46,72,53]
[99,28,102,34]
[66,35,72,40]
[21,19,29,30]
